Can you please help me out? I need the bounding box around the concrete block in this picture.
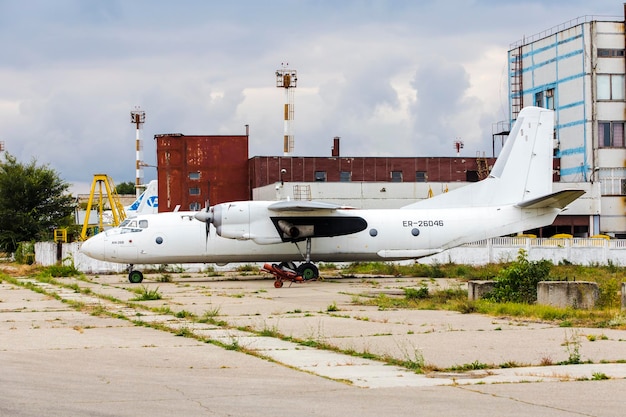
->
[467,280,496,301]
[537,281,599,309]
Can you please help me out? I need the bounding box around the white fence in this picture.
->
[425,237,626,266]
[35,237,626,274]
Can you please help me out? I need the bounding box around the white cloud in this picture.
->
[0,0,621,192]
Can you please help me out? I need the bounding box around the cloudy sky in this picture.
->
[0,0,622,193]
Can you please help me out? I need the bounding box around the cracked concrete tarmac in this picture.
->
[1,273,626,416]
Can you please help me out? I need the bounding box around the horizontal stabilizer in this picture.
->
[516,189,585,210]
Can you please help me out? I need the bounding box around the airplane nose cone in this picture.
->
[80,235,105,261]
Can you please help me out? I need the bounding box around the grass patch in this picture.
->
[130,286,162,301]
[235,264,258,272]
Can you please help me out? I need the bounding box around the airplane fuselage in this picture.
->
[80,202,561,265]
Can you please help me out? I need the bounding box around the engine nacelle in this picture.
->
[212,202,250,240]
[210,202,282,244]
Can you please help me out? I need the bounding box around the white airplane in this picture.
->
[81,180,159,235]
[80,107,584,285]
[125,180,159,216]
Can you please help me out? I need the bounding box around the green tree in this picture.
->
[0,153,76,252]
[115,181,136,195]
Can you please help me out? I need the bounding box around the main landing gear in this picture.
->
[262,238,320,288]
[127,265,144,283]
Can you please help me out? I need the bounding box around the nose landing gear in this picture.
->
[127,265,144,283]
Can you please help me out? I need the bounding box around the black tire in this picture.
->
[128,270,144,283]
[297,262,319,280]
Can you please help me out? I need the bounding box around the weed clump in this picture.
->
[483,250,551,304]
[130,285,162,301]
[404,286,428,300]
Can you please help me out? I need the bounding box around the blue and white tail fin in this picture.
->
[403,106,562,209]
[126,180,158,216]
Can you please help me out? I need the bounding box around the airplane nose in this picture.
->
[80,235,105,261]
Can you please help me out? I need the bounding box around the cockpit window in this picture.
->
[118,218,145,233]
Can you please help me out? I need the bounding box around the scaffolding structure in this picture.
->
[79,174,126,240]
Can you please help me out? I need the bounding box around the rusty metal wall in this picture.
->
[156,134,249,212]
[248,156,497,188]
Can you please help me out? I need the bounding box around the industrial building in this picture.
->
[506,11,626,237]
[154,133,249,211]
[152,11,626,238]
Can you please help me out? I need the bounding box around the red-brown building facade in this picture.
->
[155,134,249,212]
[249,156,496,188]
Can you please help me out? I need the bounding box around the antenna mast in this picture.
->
[276,63,297,156]
[130,106,146,198]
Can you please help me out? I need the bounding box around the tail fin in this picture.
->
[403,106,554,209]
[126,180,158,215]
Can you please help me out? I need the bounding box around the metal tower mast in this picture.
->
[276,64,297,156]
[130,106,146,198]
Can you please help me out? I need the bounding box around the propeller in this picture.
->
[195,202,223,247]
[194,202,214,243]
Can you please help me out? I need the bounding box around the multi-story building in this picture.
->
[507,13,624,236]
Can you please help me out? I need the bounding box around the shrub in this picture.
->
[404,286,429,300]
[483,249,552,304]
[15,242,35,265]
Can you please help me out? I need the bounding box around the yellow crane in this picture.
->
[80,174,127,240]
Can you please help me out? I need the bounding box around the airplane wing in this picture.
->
[268,201,353,211]
[516,189,585,209]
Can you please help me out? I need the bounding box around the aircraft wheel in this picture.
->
[128,270,144,284]
[274,280,284,288]
[297,262,319,280]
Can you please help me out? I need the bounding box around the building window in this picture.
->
[546,88,555,110]
[599,122,625,147]
[189,201,201,211]
[415,171,427,182]
[340,171,351,182]
[390,171,403,182]
[189,172,200,180]
[598,168,626,195]
[597,74,624,100]
[598,48,625,58]
[534,88,555,109]
[314,171,326,182]
[189,187,200,196]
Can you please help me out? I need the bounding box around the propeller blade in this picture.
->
[194,205,213,246]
